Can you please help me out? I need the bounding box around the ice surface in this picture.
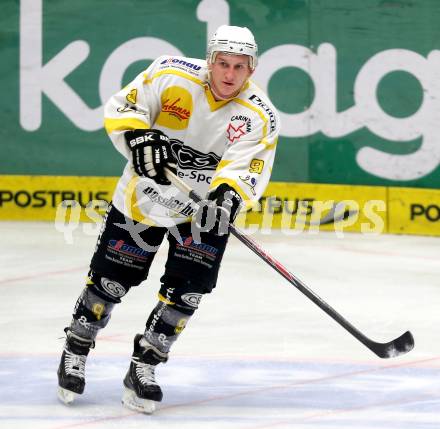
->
[0,221,439,428]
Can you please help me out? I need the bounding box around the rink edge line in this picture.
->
[0,266,88,285]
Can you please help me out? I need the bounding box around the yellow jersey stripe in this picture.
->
[215,159,233,173]
[260,136,278,151]
[104,117,150,134]
[204,85,231,111]
[144,70,205,87]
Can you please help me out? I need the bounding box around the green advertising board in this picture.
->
[2,0,440,187]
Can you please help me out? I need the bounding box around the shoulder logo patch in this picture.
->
[126,88,137,104]
[226,115,251,143]
[239,175,257,195]
[226,122,246,143]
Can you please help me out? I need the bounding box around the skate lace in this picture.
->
[64,349,86,379]
[134,359,157,385]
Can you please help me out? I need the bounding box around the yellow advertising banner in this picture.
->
[0,175,117,221]
[388,187,440,236]
[237,182,388,234]
[0,175,438,237]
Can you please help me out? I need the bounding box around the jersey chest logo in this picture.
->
[156,86,193,130]
[170,139,220,170]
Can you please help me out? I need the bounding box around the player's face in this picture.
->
[209,53,253,100]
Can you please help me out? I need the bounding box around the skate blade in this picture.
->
[58,386,76,404]
[121,387,156,414]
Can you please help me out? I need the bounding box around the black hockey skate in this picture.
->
[122,334,168,414]
[57,329,94,404]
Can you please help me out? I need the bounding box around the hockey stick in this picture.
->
[305,202,358,226]
[164,169,414,358]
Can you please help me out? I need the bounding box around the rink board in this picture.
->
[0,175,439,236]
[388,187,440,236]
[0,175,118,222]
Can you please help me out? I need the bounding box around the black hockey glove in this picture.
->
[196,184,243,236]
[125,129,177,185]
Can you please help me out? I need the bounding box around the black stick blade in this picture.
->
[369,331,415,359]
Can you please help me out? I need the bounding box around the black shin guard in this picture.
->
[144,300,191,353]
[69,272,132,340]
[143,277,206,353]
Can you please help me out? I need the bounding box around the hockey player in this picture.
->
[57,25,280,413]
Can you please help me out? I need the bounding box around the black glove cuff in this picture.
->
[125,129,169,150]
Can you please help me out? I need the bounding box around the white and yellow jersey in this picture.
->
[104,55,280,227]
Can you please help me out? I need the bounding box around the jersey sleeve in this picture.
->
[103,57,165,159]
[210,109,280,208]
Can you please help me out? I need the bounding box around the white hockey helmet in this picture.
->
[207,25,258,70]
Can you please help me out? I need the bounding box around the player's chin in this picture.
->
[221,85,238,98]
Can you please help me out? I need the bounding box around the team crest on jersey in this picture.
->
[156,86,193,130]
[226,115,251,143]
[163,98,191,120]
